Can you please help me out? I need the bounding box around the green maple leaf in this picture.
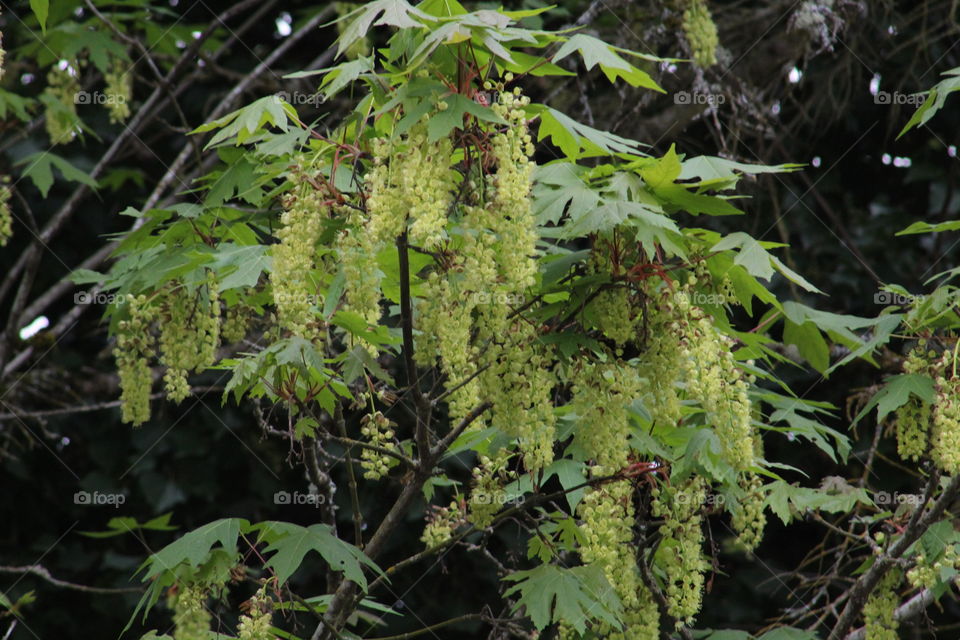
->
[503,564,623,634]
[254,521,383,590]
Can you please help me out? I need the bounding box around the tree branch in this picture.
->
[827,472,960,640]
[0,565,142,594]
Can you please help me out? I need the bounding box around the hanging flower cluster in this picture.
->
[420,500,466,549]
[104,58,132,124]
[468,452,510,528]
[0,176,11,246]
[237,587,274,640]
[640,276,757,470]
[862,569,901,640]
[682,0,719,67]
[890,341,960,471]
[114,294,157,426]
[44,61,81,145]
[169,582,211,640]
[158,274,221,404]
[567,363,659,637]
[359,410,396,480]
[730,473,767,553]
[409,86,555,471]
[271,160,330,340]
[931,350,960,473]
[652,477,709,626]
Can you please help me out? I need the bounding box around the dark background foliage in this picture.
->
[0,0,958,637]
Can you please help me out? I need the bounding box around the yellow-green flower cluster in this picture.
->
[642,280,756,470]
[170,583,211,640]
[895,397,930,461]
[272,163,329,339]
[158,275,221,404]
[104,58,132,124]
[908,545,958,590]
[359,411,396,480]
[863,569,900,640]
[340,225,382,329]
[45,62,81,145]
[587,242,637,346]
[0,177,11,246]
[731,473,766,553]
[569,364,661,636]
[237,588,274,640]
[652,476,709,627]
[591,287,635,346]
[682,0,719,67]
[193,272,221,365]
[223,300,254,344]
[365,122,458,250]
[641,307,685,425]
[408,86,552,469]
[468,452,509,528]
[577,476,660,639]
[570,362,642,468]
[488,88,538,292]
[479,322,556,472]
[421,500,464,549]
[932,369,960,474]
[114,294,156,426]
[676,281,755,469]
[414,272,481,424]
[893,343,935,460]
